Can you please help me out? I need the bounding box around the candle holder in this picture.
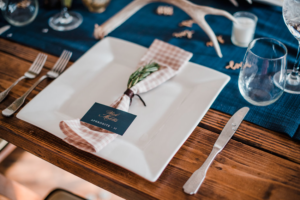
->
[231,11,257,48]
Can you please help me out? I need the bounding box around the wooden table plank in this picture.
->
[0,117,299,200]
[1,38,300,165]
[1,39,300,199]
[200,110,300,164]
[0,38,72,70]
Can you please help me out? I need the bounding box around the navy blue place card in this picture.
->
[81,103,137,136]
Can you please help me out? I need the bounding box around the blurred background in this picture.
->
[0,143,123,200]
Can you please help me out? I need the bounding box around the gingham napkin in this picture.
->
[59,39,193,153]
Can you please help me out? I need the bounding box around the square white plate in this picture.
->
[17,37,230,182]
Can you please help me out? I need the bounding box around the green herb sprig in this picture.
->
[127,62,160,89]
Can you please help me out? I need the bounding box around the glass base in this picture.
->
[239,81,282,106]
[240,93,281,106]
[274,69,300,94]
[49,11,82,31]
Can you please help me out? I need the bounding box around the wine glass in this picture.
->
[1,0,38,26]
[239,38,287,106]
[48,0,82,31]
[275,0,300,94]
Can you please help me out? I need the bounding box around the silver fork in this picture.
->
[0,53,47,103]
[2,50,72,117]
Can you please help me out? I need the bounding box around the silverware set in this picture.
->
[1,50,72,117]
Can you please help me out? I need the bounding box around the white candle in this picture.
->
[231,12,257,48]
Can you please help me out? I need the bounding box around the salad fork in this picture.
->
[0,53,47,103]
[2,50,72,117]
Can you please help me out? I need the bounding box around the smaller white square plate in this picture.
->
[17,37,230,182]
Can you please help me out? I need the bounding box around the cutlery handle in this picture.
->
[2,75,47,117]
[183,146,221,195]
[0,76,26,103]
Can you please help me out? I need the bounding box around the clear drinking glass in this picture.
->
[239,38,287,106]
[48,0,82,31]
[1,0,38,26]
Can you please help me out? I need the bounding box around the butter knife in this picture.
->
[183,107,249,195]
[0,25,10,35]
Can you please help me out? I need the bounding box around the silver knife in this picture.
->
[0,25,10,35]
[183,107,250,195]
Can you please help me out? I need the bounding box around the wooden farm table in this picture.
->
[0,38,300,200]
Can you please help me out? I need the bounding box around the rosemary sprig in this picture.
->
[127,62,160,88]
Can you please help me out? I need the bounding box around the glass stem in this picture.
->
[291,41,300,76]
[61,7,70,18]
[57,7,73,24]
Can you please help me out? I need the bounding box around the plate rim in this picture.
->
[17,36,230,182]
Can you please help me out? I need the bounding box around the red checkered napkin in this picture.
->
[59,39,193,153]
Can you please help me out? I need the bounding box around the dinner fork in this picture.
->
[0,53,47,103]
[2,50,72,117]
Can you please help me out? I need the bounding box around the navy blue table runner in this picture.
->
[1,0,300,140]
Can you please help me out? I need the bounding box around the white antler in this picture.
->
[93,0,237,58]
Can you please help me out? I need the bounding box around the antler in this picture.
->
[93,0,237,58]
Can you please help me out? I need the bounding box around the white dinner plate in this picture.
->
[17,37,230,182]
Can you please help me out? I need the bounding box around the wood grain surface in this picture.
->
[0,38,300,200]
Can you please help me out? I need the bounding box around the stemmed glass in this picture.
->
[275,0,300,94]
[1,0,38,26]
[239,38,287,106]
[48,0,82,31]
